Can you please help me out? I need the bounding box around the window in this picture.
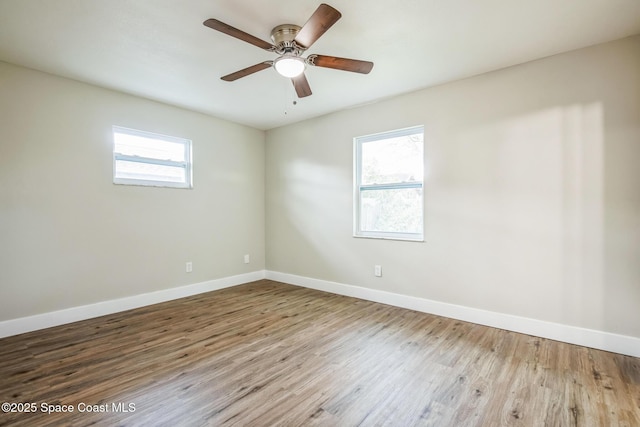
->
[112,126,192,189]
[354,126,424,241]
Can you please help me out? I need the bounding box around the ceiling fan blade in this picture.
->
[221,62,273,82]
[308,54,374,74]
[294,4,342,49]
[292,73,312,98]
[204,19,275,51]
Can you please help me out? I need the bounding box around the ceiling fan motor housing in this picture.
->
[271,24,304,54]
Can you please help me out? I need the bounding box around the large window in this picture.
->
[354,126,424,241]
[112,126,192,189]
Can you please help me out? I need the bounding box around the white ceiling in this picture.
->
[1,1,640,130]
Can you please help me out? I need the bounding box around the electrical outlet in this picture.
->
[186,262,193,273]
[374,265,382,277]
[244,254,250,264]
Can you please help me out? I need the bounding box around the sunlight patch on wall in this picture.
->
[428,103,603,327]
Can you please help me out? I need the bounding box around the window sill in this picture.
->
[353,234,424,243]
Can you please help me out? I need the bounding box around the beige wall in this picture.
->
[0,62,265,320]
[266,35,640,338]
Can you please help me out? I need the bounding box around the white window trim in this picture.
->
[353,125,425,242]
[112,126,193,189]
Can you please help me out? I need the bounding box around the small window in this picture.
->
[112,126,192,189]
[354,126,424,241]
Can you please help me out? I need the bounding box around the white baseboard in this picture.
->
[266,270,640,358]
[0,270,267,339]
[3,269,638,358]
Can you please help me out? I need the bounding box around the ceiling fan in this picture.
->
[203,3,374,98]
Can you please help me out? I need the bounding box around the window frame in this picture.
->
[112,126,193,189]
[353,125,425,242]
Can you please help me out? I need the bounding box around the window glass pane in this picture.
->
[115,160,185,183]
[112,126,192,188]
[360,187,423,234]
[361,133,423,185]
[114,131,185,162]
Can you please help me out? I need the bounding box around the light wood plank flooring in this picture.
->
[1,280,639,426]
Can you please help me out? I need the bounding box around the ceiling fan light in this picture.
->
[274,56,305,78]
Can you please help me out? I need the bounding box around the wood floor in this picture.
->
[1,280,639,426]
